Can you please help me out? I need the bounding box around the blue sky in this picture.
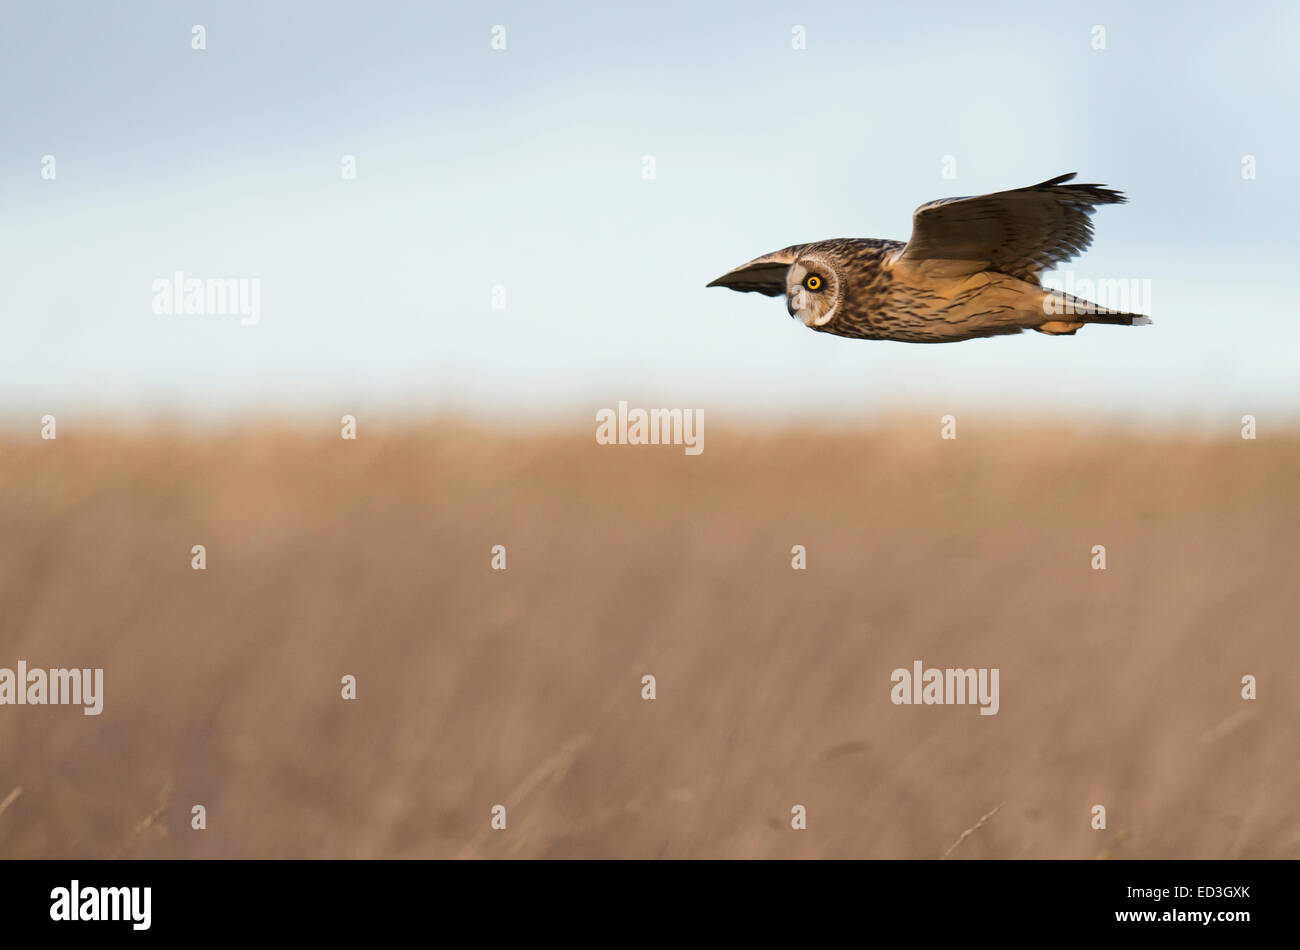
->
[2,0,1297,427]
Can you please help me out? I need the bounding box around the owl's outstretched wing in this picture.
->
[706,244,810,296]
[894,173,1126,282]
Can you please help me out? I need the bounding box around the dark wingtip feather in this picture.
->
[1071,181,1127,204]
[1037,172,1078,187]
[1033,173,1126,205]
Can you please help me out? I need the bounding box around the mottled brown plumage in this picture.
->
[707,174,1149,344]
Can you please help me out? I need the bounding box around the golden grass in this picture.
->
[1,421,1297,858]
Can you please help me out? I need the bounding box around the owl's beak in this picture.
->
[786,296,798,318]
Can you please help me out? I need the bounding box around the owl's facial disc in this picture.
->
[786,260,838,328]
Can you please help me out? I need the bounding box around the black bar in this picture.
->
[0,859,1280,938]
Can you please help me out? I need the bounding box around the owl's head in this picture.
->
[707,243,844,329]
[784,257,841,328]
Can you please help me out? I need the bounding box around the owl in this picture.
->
[707,173,1149,343]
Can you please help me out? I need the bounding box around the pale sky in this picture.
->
[2,0,1297,428]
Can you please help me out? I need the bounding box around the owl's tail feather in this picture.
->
[1035,292,1151,334]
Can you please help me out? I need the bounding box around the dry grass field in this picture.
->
[1,420,1296,858]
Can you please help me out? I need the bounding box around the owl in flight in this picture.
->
[707,173,1149,343]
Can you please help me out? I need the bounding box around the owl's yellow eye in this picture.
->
[805,275,822,291]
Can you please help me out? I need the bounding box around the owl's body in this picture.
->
[708,174,1149,344]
